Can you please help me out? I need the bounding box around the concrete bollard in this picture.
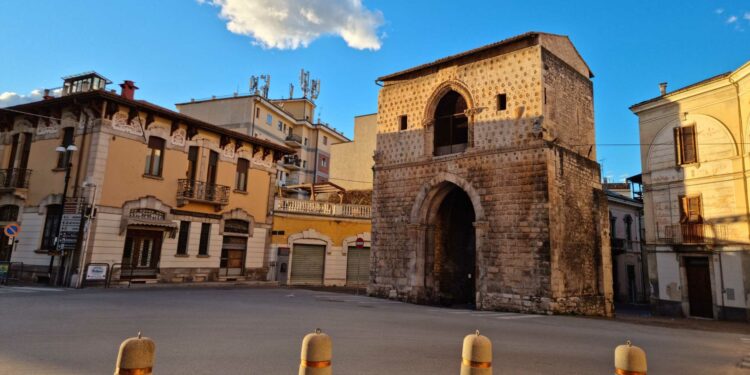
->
[614,340,647,375]
[299,328,332,375]
[461,330,492,375]
[114,332,155,375]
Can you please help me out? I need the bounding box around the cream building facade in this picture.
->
[631,60,750,321]
[176,95,349,190]
[329,113,377,191]
[0,73,291,285]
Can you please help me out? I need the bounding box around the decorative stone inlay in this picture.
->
[112,112,143,136]
[171,128,186,146]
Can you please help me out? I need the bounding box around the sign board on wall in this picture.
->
[85,264,108,281]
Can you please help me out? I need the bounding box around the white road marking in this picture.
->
[0,286,65,293]
[495,314,542,320]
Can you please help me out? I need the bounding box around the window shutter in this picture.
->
[688,196,702,222]
[681,126,697,164]
[673,127,682,165]
[679,196,688,223]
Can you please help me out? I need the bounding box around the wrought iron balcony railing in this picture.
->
[0,168,31,189]
[177,179,230,206]
[285,134,303,148]
[656,223,728,245]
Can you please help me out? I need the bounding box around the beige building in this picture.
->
[176,94,349,192]
[370,32,613,316]
[0,72,291,285]
[329,113,377,191]
[631,60,750,321]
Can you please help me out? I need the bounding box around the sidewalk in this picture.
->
[613,303,750,334]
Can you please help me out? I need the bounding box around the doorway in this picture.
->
[290,244,325,286]
[432,186,476,306]
[276,247,290,285]
[220,236,247,276]
[685,257,713,318]
[346,246,370,286]
[121,230,163,278]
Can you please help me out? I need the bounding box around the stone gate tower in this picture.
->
[370,32,613,316]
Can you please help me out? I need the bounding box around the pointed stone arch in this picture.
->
[422,80,478,156]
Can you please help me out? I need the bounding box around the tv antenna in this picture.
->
[289,83,295,99]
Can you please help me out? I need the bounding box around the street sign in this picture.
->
[58,214,82,251]
[3,223,20,238]
[85,264,108,281]
[355,237,365,248]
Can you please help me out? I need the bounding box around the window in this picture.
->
[674,126,697,165]
[497,93,507,111]
[144,137,165,177]
[187,146,199,181]
[236,158,249,192]
[679,196,703,223]
[41,204,63,250]
[198,223,211,256]
[255,107,260,118]
[283,124,287,132]
[56,127,75,168]
[278,121,283,131]
[304,137,308,146]
[224,219,249,234]
[176,221,190,255]
[323,136,328,145]
[433,90,469,156]
[266,114,273,125]
[302,160,307,168]
[0,205,19,222]
[321,157,327,167]
[399,115,408,131]
[624,215,633,242]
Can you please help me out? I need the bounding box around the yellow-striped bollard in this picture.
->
[299,328,332,375]
[461,330,492,375]
[614,340,647,375]
[114,332,155,375]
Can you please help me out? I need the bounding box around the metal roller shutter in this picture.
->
[290,244,325,285]
[346,246,370,286]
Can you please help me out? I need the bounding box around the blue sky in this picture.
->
[1,0,749,181]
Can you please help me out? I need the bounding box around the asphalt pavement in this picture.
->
[0,285,747,374]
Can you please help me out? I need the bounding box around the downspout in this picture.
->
[72,101,91,193]
[250,97,257,137]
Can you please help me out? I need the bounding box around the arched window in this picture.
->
[434,90,468,156]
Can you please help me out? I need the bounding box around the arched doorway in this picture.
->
[433,90,468,156]
[429,183,476,306]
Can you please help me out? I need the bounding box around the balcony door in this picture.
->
[206,150,219,201]
[187,146,199,181]
[5,133,31,188]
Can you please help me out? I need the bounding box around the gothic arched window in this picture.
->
[433,90,468,156]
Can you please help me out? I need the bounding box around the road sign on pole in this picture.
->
[3,223,20,238]
[355,237,365,249]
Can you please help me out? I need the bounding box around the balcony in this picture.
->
[285,134,303,148]
[176,179,230,210]
[657,223,728,245]
[274,197,371,219]
[281,155,302,171]
[0,169,31,198]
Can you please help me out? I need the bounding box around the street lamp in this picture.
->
[48,143,77,286]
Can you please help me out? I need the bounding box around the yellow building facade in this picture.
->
[0,73,291,285]
[631,60,750,321]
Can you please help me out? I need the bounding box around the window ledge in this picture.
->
[51,167,67,172]
[34,249,52,254]
[196,254,210,258]
[174,254,189,258]
[233,189,248,195]
[142,174,164,181]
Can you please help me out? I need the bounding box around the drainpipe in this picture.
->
[726,76,747,318]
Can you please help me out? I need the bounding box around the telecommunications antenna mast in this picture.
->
[310,79,321,101]
[249,76,259,95]
[289,83,295,99]
[299,69,310,98]
[260,74,271,98]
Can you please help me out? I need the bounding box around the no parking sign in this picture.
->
[3,223,20,238]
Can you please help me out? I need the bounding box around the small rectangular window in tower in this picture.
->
[497,94,507,111]
[399,115,408,131]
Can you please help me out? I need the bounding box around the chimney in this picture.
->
[659,82,668,96]
[43,89,53,100]
[119,80,138,100]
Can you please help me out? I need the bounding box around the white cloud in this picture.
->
[727,15,738,23]
[715,8,724,14]
[0,90,44,108]
[744,12,750,21]
[199,0,384,50]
